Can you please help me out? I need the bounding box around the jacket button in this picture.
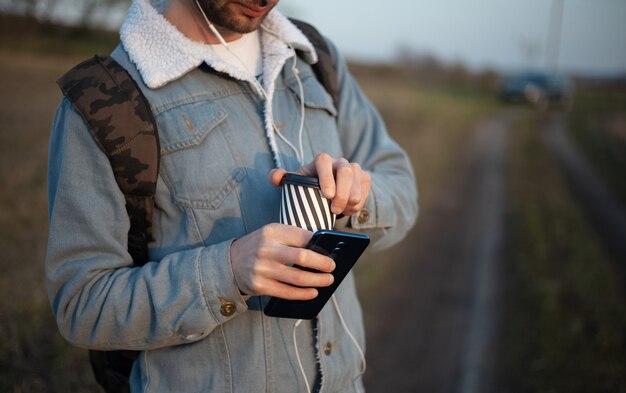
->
[323,341,333,356]
[220,300,237,317]
[357,209,370,224]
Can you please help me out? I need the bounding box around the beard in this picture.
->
[196,0,278,34]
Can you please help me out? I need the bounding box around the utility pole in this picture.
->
[545,0,564,74]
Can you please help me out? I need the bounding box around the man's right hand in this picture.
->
[229,223,336,300]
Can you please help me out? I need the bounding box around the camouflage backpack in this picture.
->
[57,19,338,393]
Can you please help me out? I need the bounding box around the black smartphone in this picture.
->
[263,230,370,320]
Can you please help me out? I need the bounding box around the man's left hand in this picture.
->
[269,153,371,217]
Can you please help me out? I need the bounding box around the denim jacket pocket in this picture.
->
[283,72,344,159]
[157,101,246,210]
[286,72,338,117]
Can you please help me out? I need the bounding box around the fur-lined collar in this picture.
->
[120,0,318,89]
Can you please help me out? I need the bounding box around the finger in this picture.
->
[263,279,319,301]
[298,153,335,199]
[261,226,336,272]
[352,171,372,213]
[331,159,353,214]
[249,274,320,300]
[287,246,336,272]
[260,223,313,248]
[269,168,287,187]
[272,264,335,289]
[296,159,317,177]
[344,163,363,214]
[265,242,335,272]
[315,154,336,199]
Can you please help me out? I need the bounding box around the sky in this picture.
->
[52,0,626,77]
[278,0,626,76]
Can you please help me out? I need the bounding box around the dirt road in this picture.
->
[542,113,626,286]
[362,111,515,393]
[362,108,626,393]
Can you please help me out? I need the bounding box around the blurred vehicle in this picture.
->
[499,71,574,110]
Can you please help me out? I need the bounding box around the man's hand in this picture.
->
[230,223,335,300]
[270,153,371,216]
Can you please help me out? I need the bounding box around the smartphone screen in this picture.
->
[263,230,370,320]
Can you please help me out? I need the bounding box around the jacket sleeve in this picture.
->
[328,40,419,251]
[45,99,248,350]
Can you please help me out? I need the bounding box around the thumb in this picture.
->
[269,168,287,187]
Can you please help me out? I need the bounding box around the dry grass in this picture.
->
[496,113,626,392]
[0,52,100,392]
[567,85,626,203]
[351,65,497,294]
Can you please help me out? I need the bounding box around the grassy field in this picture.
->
[0,19,138,391]
[496,112,626,392]
[0,52,100,392]
[0,14,119,57]
[567,84,626,204]
[350,67,499,298]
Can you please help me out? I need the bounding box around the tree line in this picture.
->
[0,0,130,28]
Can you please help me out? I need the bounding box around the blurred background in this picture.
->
[1,0,625,392]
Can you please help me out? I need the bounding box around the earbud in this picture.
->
[194,0,229,47]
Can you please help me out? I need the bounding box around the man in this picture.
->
[46,0,417,392]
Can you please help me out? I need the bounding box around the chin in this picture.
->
[229,17,266,34]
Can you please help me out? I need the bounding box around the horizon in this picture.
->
[8,0,626,78]
[278,0,626,78]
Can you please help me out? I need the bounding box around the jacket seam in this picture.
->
[142,350,151,392]
[159,110,228,155]
[220,324,234,393]
[197,247,220,326]
[152,88,258,116]
[188,206,207,246]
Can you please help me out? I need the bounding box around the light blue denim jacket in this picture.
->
[46,9,417,393]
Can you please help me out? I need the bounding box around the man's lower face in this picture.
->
[198,0,279,34]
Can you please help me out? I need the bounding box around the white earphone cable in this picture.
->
[292,319,311,393]
[195,0,228,47]
[195,7,322,390]
[291,54,306,163]
[195,0,306,166]
[332,295,366,393]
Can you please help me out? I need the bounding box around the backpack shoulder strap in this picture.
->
[57,55,159,265]
[289,19,340,108]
